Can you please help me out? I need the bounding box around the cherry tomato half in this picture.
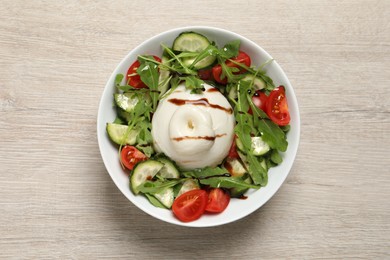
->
[197,68,213,80]
[249,90,268,114]
[266,86,291,126]
[226,51,251,72]
[212,51,251,84]
[120,145,148,170]
[126,56,161,89]
[205,188,230,213]
[172,189,208,222]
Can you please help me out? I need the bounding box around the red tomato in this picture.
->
[212,51,251,84]
[249,90,268,114]
[197,68,213,80]
[266,86,291,126]
[172,189,208,222]
[126,56,161,89]
[226,51,251,72]
[227,135,239,159]
[120,145,148,170]
[205,188,230,213]
[212,65,227,84]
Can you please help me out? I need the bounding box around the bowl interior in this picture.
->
[97,26,300,227]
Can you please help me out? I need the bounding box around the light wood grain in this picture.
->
[0,0,389,259]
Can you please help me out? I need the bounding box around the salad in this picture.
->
[106,32,291,222]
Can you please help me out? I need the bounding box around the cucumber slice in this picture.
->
[106,123,139,145]
[173,32,211,52]
[158,56,171,97]
[242,74,266,90]
[157,157,180,179]
[251,136,270,156]
[154,188,174,208]
[224,158,247,177]
[236,136,270,156]
[173,32,216,69]
[177,179,200,197]
[114,93,139,112]
[182,55,216,70]
[130,160,164,194]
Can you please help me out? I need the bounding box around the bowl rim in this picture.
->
[97,25,300,227]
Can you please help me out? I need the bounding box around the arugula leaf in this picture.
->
[137,58,159,111]
[187,44,218,69]
[135,120,153,145]
[270,149,283,164]
[180,75,205,94]
[115,74,124,87]
[182,167,229,178]
[219,39,240,59]
[161,44,196,75]
[257,120,288,152]
[237,151,267,186]
[113,116,125,124]
[247,92,288,152]
[234,80,253,151]
[246,154,268,186]
[219,58,242,83]
[199,177,260,189]
[144,193,166,209]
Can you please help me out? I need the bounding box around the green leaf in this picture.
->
[270,149,283,164]
[136,145,154,158]
[246,154,268,186]
[135,120,153,145]
[144,193,166,209]
[137,60,159,89]
[115,74,124,87]
[180,75,205,94]
[160,44,196,75]
[137,59,159,111]
[182,167,229,178]
[248,95,288,152]
[199,177,260,189]
[219,39,240,59]
[234,80,253,151]
[188,44,218,68]
[256,119,288,152]
[113,116,125,124]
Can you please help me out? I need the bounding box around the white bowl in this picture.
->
[97,26,300,227]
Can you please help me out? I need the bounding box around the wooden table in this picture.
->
[1,0,389,258]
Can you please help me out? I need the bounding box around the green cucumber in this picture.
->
[242,74,266,90]
[251,136,270,156]
[114,93,139,112]
[236,136,270,156]
[173,32,211,52]
[157,157,180,179]
[172,32,216,69]
[106,123,139,145]
[130,160,164,194]
[176,179,200,197]
[154,188,174,208]
[182,55,216,70]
